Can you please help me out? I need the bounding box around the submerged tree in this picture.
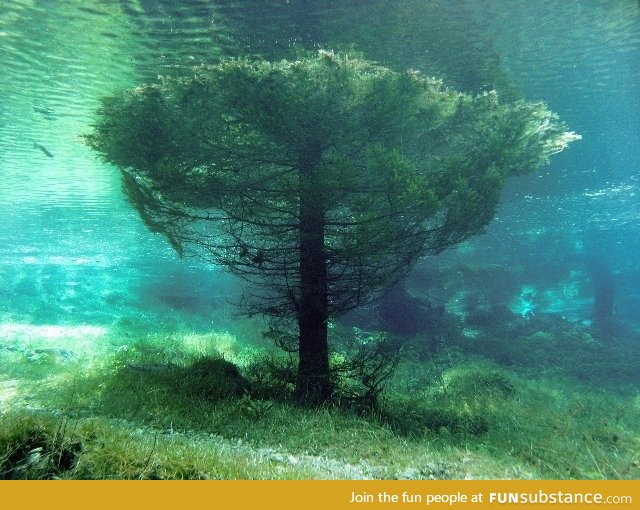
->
[85,51,579,405]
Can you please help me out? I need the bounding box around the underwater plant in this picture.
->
[85,50,579,405]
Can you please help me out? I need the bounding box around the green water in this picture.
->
[0,0,639,480]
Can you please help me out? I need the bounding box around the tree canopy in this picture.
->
[85,50,579,404]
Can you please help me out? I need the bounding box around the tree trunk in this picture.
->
[588,255,615,325]
[295,149,331,405]
[593,274,615,323]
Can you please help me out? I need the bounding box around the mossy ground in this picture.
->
[1,316,638,479]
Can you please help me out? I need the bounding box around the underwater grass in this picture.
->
[0,410,339,479]
[1,321,638,479]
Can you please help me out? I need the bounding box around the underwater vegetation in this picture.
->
[0,310,638,480]
[3,0,638,483]
[85,50,579,405]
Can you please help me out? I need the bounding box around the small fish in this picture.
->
[33,142,54,158]
[33,106,56,119]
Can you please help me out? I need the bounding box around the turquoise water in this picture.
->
[1,0,639,330]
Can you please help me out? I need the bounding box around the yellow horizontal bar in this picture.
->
[1,479,638,510]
